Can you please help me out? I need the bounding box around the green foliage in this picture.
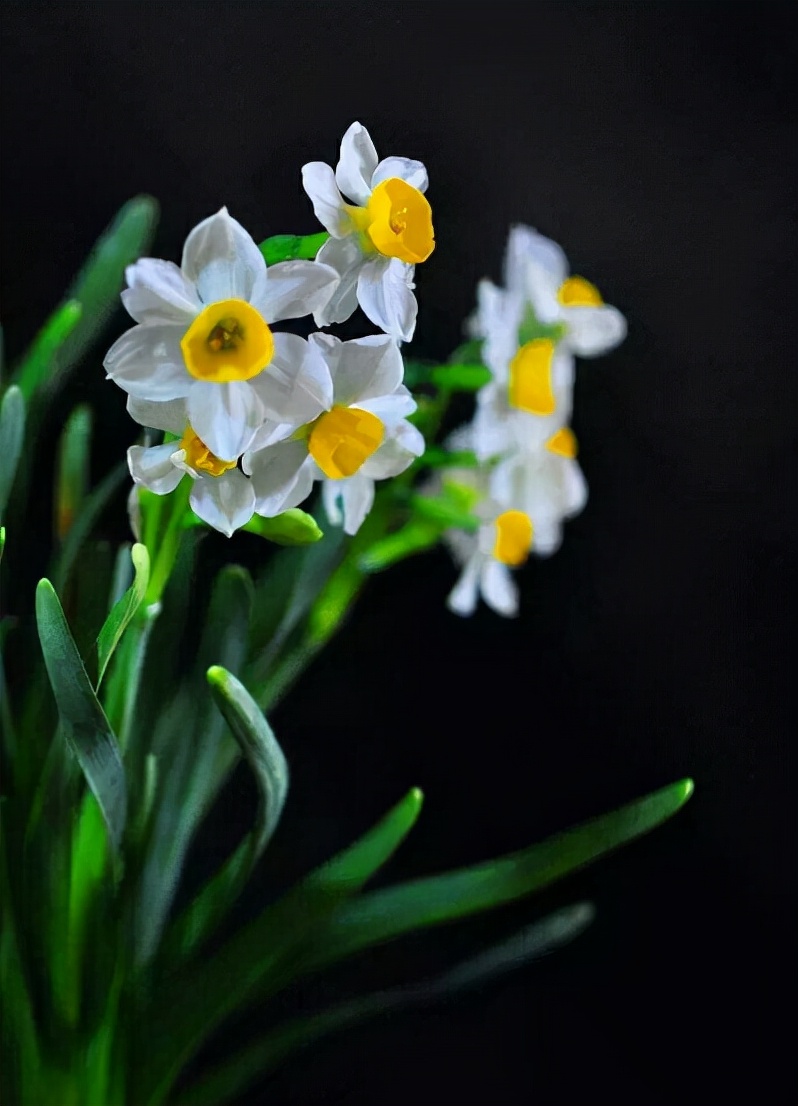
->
[259,231,329,265]
[0,385,25,521]
[96,544,150,687]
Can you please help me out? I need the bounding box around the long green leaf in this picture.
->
[0,385,25,521]
[55,405,92,540]
[138,787,423,1106]
[52,462,127,593]
[34,579,126,852]
[161,668,289,963]
[10,300,82,402]
[174,902,595,1106]
[49,197,159,385]
[300,779,693,975]
[133,566,253,967]
[96,543,150,687]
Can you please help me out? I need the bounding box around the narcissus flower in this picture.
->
[469,226,626,463]
[126,397,255,537]
[244,333,424,534]
[302,122,434,342]
[104,208,339,462]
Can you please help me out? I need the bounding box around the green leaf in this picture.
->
[132,566,253,967]
[51,196,159,381]
[358,519,440,573]
[52,462,128,593]
[0,526,4,566]
[139,787,423,1106]
[174,902,595,1106]
[34,579,127,853]
[430,363,492,391]
[410,494,480,532]
[258,232,328,265]
[10,300,82,402]
[96,543,150,688]
[415,446,479,470]
[55,405,92,540]
[163,669,289,963]
[206,667,288,850]
[301,779,694,975]
[241,508,323,545]
[0,385,25,522]
[448,338,483,364]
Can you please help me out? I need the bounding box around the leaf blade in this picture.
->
[0,385,25,522]
[34,579,127,852]
[96,543,150,687]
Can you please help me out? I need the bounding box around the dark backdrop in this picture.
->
[1,4,795,1104]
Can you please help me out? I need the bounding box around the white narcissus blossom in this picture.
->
[469,226,626,464]
[244,333,424,535]
[104,208,339,462]
[437,423,587,617]
[125,397,256,538]
[301,122,434,342]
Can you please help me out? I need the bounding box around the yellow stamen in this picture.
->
[508,339,556,415]
[179,426,237,477]
[181,298,274,383]
[557,276,603,307]
[347,178,434,264]
[493,510,533,566]
[308,405,385,479]
[545,427,578,458]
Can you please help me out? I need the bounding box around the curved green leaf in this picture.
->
[96,543,150,687]
[34,580,126,852]
[241,508,323,545]
[0,385,25,521]
[301,779,694,974]
[55,405,92,540]
[430,363,492,391]
[10,300,82,402]
[174,902,595,1106]
[138,787,423,1106]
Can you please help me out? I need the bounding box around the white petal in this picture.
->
[481,291,523,384]
[480,559,519,617]
[127,395,187,435]
[246,441,314,516]
[121,258,201,325]
[313,236,363,325]
[354,385,417,423]
[332,472,375,535]
[322,333,403,407]
[322,478,343,526]
[357,257,417,342]
[361,419,424,479]
[251,332,332,429]
[471,279,505,342]
[531,517,564,557]
[249,259,340,324]
[189,469,255,537]
[447,554,482,617]
[371,156,428,193]
[471,385,515,461]
[301,162,349,237]
[104,324,191,400]
[181,207,267,306]
[335,121,379,205]
[127,444,184,495]
[187,379,264,461]
[504,225,568,299]
[563,305,627,357]
[561,457,589,517]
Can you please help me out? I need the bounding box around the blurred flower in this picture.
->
[302,122,434,342]
[245,333,424,534]
[104,208,339,461]
[126,397,255,537]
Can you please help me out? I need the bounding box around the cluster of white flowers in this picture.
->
[441,226,627,617]
[104,122,431,537]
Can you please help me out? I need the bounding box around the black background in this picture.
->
[1,4,795,1104]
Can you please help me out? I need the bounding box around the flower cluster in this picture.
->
[439,225,627,617]
[104,122,431,537]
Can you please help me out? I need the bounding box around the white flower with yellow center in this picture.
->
[301,122,435,342]
[125,396,256,537]
[470,226,626,463]
[104,208,339,462]
[244,333,424,535]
